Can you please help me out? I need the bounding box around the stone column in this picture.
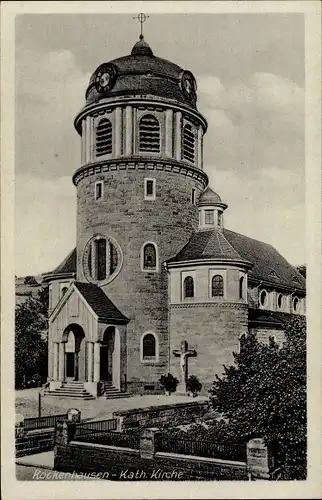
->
[85,115,91,164]
[197,125,203,169]
[115,107,122,156]
[175,111,182,161]
[165,109,173,157]
[93,342,100,382]
[87,342,93,382]
[58,342,65,381]
[53,342,59,381]
[81,119,85,165]
[125,106,133,156]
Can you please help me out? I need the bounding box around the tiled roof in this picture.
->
[168,228,306,293]
[73,281,129,324]
[167,229,249,263]
[223,229,306,292]
[51,248,77,275]
[249,308,304,329]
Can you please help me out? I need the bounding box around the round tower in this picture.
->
[73,36,208,392]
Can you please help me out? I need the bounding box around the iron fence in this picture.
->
[155,435,246,462]
[24,413,67,431]
[74,418,117,438]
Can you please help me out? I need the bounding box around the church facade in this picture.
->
[43,35,306,398]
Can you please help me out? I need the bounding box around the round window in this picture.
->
[293,297,299,312]
[277,294,284,309]
[83,234,123,286]
[260,290,268,307]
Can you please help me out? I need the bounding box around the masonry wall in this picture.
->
[55,442,248,480]
[75,162,207,391]
[169,303,249,393]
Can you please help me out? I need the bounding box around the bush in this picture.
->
[159,373,179,394]
[186,375,202,396]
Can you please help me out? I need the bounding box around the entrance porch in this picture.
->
[47,281,129,397]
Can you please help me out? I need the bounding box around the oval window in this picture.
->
[277,294,284,309]
[260,290,268,307]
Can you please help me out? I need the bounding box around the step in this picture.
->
[44,393,94,400]
[105,392,132,399]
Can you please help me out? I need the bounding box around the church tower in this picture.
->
[72,35,208,392]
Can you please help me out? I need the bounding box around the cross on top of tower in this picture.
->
[133,12,150,40]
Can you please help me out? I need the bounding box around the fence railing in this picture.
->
[24,413,67,432]
[74,418,117,438]
[75,430,140,449]
[155,435,246,462]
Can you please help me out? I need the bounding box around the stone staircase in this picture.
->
[44,381,95,400]
[103,381,132,400]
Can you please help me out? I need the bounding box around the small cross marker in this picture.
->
[133,13,150,40]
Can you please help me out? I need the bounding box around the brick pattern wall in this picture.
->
[169,303,248,393]
[55,442,247,480]
[76,165,206,388]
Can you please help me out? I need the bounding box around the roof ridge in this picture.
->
[218,230,243,259]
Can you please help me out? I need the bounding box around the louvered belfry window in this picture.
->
[212,275,224,297]
[96,118,112,157]
[182,124,195,163]
[139,115,160,153]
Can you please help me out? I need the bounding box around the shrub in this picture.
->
[159,373,179,394]
[186,375,202,396]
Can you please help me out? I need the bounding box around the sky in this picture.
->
[15,12,305,276]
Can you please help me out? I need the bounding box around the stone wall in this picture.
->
[169,302,248,393]
[113,401,209,431]
[75,160,207,390]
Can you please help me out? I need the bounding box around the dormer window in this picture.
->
[205,210,214,225]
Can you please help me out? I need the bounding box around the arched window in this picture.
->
[184,276,194,298]
[139,115,160,153]
[212,275,224,297]
[182,124,195,163]
[61,287,68,297]
[96,118,112,157]
[239,277,244,299]
[143,243,157,271]
[142,333,156,360]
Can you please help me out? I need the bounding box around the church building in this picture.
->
[43,33,306,399]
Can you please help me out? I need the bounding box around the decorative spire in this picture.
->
[133,13,150,40]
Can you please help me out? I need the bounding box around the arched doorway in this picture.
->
[100,326,121,389]
[62,324,85,381]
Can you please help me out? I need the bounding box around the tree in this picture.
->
[24,275,39,285]
[186,375,202,397]
[209,316,306,480]
[159,373,179,394]
[15,285,49,389]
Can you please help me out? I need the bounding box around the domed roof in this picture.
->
[198,186,226,207]
[85,37,197,109]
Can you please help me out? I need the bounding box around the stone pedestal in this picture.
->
[176,383,187,395]
[247,437,273,480]
[140,428,159,459]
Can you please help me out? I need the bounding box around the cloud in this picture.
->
[15,175,76,276]
[198,72,304,176]
[15,47,91,179]
[205,169,305,266]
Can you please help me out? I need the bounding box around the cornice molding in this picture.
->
[73,157,209,187]
[74,96,207,134]
[170,302,249,310]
